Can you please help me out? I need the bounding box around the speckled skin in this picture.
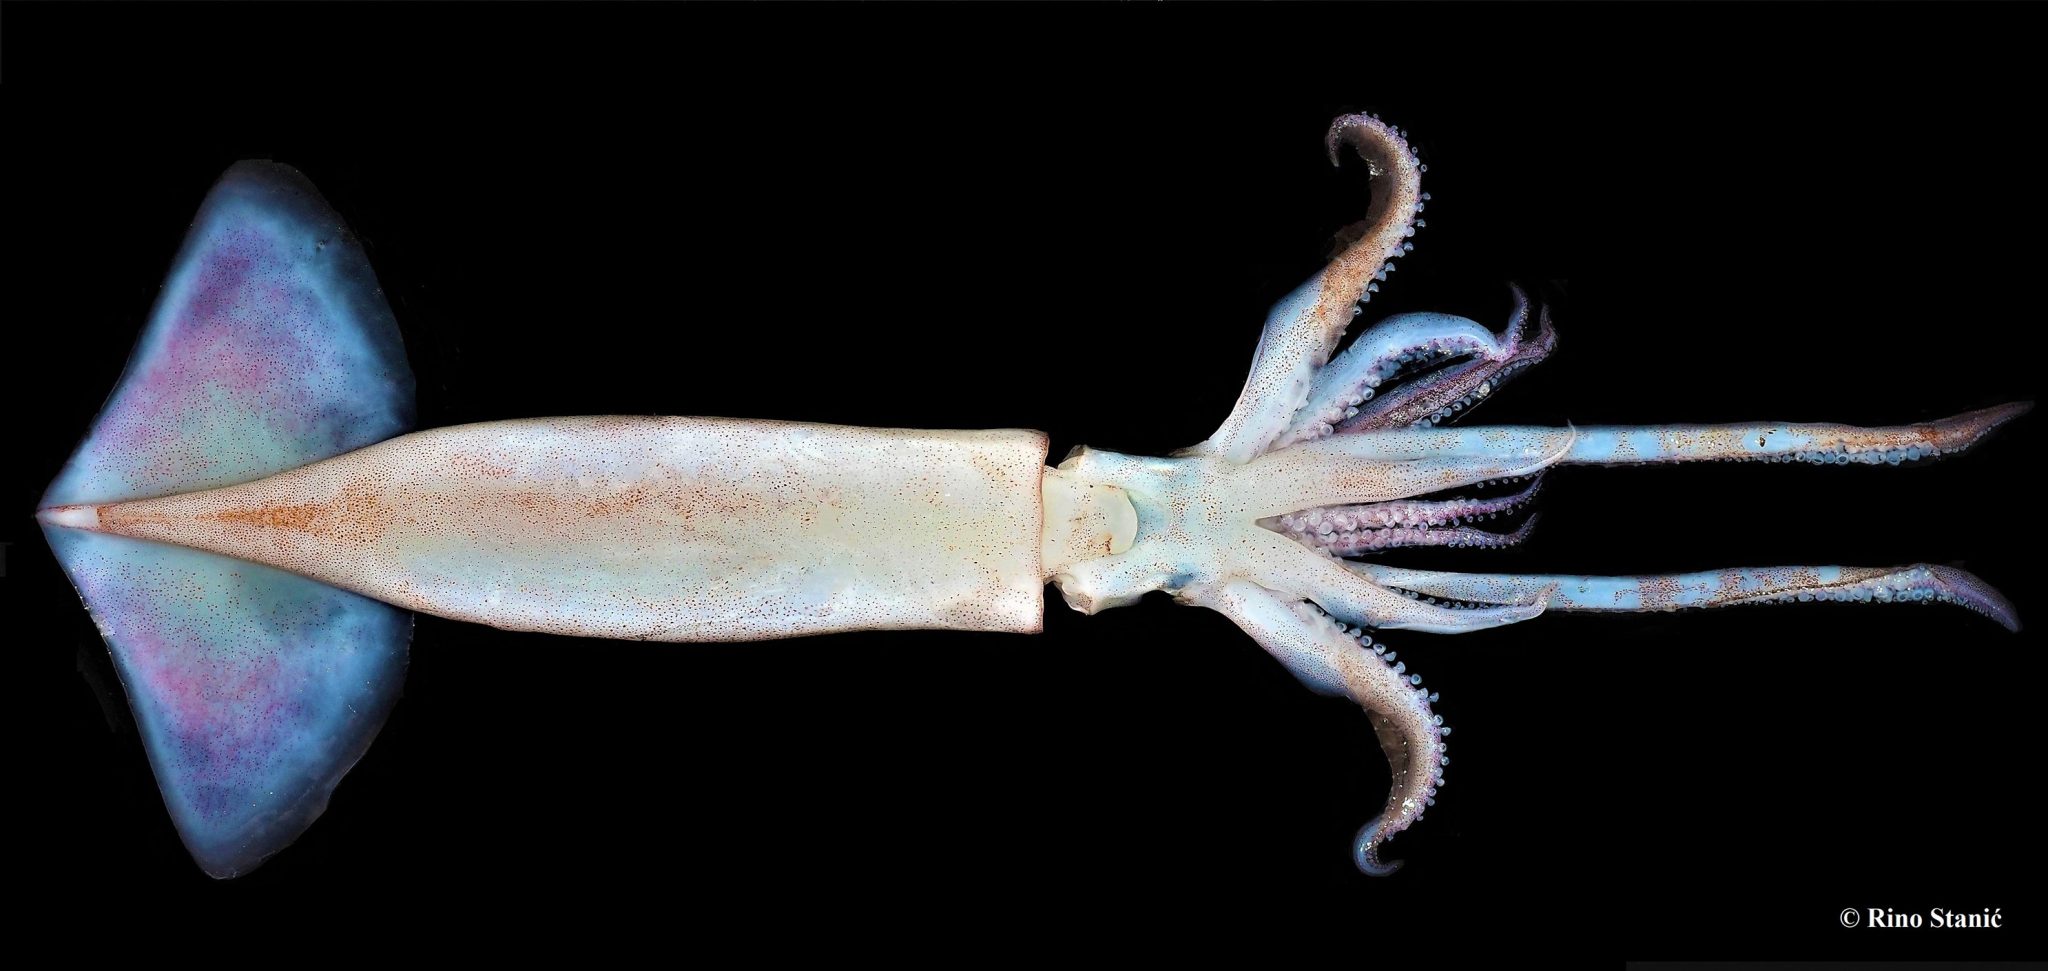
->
[71,417,1049,641]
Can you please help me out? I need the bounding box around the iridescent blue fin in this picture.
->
[39,161,415,877]
[43,161,413,507]
[42,530,411,877]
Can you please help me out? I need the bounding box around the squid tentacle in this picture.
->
[1200,113,1425,463]
[1184,579,1448,875]
[1550,403,2032,467]
[1351,562,2019,632]
[1277,403,2028,472]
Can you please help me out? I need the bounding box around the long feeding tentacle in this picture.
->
[1185,579,1447,875]
[1282,403,2029,472]
[1552,404,2031,466]
[1351,562,2019,631]
[1200,113,1425,462]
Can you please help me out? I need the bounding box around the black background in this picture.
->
[7,2,2041,959]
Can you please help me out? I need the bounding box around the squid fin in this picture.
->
[39,161,415,877]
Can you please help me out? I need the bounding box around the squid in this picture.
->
[38,113,2023,879]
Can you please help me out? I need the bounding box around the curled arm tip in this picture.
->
[1353,816,1405,876]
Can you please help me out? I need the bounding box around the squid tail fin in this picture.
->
[38,162,415,877]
